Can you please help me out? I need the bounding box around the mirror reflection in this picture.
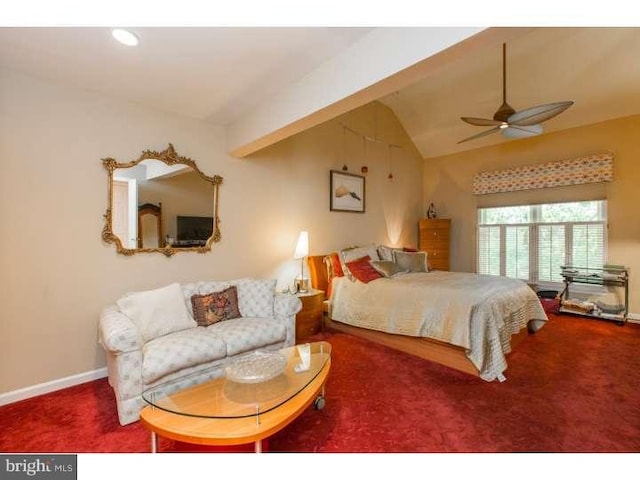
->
[102,144,222,256]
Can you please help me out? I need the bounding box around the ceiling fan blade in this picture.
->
[502,124,544,139]
[457,126,501,144]
[461,117,503,127]
[508,101,574,126]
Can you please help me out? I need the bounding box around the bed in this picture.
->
[308,251,548,382]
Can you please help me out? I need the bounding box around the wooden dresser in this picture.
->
[418,218,451,271]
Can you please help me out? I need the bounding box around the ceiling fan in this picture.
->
[458,43,574,144]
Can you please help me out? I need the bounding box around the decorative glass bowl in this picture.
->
[224,351,287,384]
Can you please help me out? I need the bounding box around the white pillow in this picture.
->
[117,283,196,342]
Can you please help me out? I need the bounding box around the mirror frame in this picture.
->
[102,143,222,257]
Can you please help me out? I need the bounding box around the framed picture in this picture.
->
[330,170,365,213]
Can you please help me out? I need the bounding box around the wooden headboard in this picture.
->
[307,255,329,299]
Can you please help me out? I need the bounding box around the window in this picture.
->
[477,200,607,285]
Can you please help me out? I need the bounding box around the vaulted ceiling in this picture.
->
[1,26,638,159]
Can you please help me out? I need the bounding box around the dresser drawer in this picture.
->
[425,249,449,271]
[419,235,449,251]
[419,219,451,230]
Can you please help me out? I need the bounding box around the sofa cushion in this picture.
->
[191,286,241,326]
[181,282,200,319]
[197,280,232,296]
[234,279,277,318]
[142,327,227,384]
[117,283,196,342]
[207,317,286,356]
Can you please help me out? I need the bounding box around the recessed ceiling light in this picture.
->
[112,29,139,47]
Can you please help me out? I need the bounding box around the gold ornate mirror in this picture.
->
[102,144,222,256]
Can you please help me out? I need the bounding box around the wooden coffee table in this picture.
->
[140,341,331,453]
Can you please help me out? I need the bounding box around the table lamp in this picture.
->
[293,231,309,293]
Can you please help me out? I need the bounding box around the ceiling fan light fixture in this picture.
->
[502,124,543,139]
[112,28,139,47]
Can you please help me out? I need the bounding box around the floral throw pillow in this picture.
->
[190,286,241,326]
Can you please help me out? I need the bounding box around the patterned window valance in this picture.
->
[473,152,614,195]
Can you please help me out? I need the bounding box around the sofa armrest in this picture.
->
[274,294,302,317]
[98,305,142,354]
[273,294,301,346]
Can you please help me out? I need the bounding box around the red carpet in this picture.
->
[1,314,639,453]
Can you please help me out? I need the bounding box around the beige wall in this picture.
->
[0,68,423,395]
[423,114,640,315]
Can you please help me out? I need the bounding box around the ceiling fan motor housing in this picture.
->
[493,101,515,122]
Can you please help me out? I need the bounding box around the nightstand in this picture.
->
[295,289,324,343]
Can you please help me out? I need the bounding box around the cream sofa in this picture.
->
[98,278,301,425]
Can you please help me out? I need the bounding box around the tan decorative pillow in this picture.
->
[191,286,241,326]
[370,260,408,278]
[393,250,429,273]
[377,245,401,262]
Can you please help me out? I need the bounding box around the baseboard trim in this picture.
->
[0,367,108,407]
[627,312,640,324]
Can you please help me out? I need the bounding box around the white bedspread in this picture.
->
[329,271,548,381]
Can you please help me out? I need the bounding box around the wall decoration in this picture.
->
[472,152,614,195]
[427,203,437,219]
[330,170,365,213]
[102,143,222,257]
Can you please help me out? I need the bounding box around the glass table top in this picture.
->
[142,341,331,419]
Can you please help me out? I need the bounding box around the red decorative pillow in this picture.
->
[329,252,344,277]
[345,255,383,284]
[190,286,241,326]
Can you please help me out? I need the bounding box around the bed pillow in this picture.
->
[393,250,429,273]
[340,244,381,279]
[326,252,344,278]
[345,255,383,284]
[190,286,241,326]
[370,260,408,278]
[323,252,344,298]
[116,282,196,342]
[377,245,401,262]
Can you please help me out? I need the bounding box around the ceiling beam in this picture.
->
[227,26,533,158]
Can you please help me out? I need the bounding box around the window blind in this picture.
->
[477,201,606,285]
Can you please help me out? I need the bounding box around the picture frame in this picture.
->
[330,170,365,213]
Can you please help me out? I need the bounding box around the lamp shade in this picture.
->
[293,231,309,259]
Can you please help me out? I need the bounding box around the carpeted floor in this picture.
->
[1,313,639,453]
